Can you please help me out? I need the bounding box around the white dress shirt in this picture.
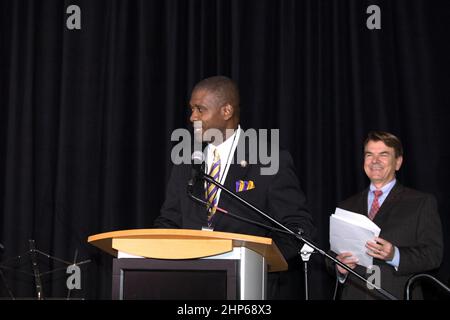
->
[205,125,242,208]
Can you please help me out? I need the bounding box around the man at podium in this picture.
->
[154,76,315,299]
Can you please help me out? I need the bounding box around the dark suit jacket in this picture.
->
[154,137,315,299]
[334,182,443,300]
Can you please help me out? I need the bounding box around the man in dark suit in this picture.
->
[332,131,443,299]
[154,75,315,299]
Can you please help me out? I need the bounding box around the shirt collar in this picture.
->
[208,125,241,158]
[370,178,397,194]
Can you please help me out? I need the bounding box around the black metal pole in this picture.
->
[29,240,44,300]
[304,261,309,300]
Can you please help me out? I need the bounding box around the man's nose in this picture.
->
[190,110,199,123]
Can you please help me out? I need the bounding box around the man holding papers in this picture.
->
[331,131,443,299]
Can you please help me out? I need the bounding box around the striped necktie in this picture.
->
[206,149,221,218]
[368,190,383,220]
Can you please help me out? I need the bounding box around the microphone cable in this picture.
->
[187,188,300,237]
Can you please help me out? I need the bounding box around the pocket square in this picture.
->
[235,180,255,192]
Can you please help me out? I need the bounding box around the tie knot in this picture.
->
[373,190,383,197]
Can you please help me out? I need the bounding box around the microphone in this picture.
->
[188,151,205,191]
[191,150,205,173]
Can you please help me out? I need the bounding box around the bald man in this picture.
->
[155,76,315,299]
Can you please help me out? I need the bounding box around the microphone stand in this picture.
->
[299,244,314,300]
[0,240,91,300]
[194,171,398,300]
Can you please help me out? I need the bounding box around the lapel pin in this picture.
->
[240,160,248,168]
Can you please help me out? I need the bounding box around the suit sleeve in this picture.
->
[153,165,183,228]
[267,151,316,260]
[396,194,443,275]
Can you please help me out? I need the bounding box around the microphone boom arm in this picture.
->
[197,171,398,300]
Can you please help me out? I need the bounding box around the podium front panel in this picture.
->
[112,248,268,299]
[112,258,238,300]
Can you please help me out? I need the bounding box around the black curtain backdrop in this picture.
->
[0,0,449,299]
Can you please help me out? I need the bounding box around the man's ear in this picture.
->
[395,156,403,171]
[222,103,234,120]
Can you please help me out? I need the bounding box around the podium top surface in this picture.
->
[88,229,288,272]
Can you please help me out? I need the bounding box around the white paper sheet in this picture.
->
[329,208,381,268]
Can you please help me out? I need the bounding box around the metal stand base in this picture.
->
[0,240,90,300]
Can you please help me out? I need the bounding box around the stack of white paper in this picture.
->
[329,207,381,268]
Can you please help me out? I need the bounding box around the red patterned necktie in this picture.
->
[368,190,383,220]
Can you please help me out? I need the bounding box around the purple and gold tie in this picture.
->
[206,149,221,218]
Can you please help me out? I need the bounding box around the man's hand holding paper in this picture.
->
[366,237,395,261]
[330,208,381,268]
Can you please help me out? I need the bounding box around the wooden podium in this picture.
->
[88,229,287,300]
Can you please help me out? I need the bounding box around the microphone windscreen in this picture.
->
[191,150,204,164]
